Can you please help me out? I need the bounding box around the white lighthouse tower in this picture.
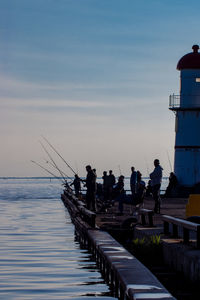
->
[169,45,200,188]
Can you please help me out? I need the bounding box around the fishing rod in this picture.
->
[144,157,150,177]
[74,160,79,175]
[31,160,66,184]
[43,158,73,185]
[166,150,173,172]
[44,159,70,180]
[118,165,122,176]
[39,140,68,182]
[42,136,76,175]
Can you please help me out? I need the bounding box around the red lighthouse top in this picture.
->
[177,45,200,70]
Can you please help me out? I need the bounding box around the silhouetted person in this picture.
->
[150,159,163,213]
[115,175,146,215]
[113,175,125,198]
[136,170,142,194]
[102,171,109,200]
[93,168,97,177]
[135,171,145,202]
[70,174,81,197]
[136,170,142,183]
[134,180,146,205]
[165,172,178,197]
[130,167,137,196]
[85,165,96,211]
[107,170,116,199]
[146,180,152,196]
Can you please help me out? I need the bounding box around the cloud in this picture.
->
[0,97,114,109]
[0,72,135,94]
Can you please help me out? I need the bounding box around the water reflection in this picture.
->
[0,178,117,299]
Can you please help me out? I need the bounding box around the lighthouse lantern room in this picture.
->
[169,45,200,187]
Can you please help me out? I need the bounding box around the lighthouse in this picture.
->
[169,45,200,189]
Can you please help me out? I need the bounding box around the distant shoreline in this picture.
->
[0,176,168,180]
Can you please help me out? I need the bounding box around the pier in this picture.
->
[62,188,177,299]
[61,187,200,299]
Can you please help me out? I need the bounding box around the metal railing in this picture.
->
[169,94,200,109]
[162,215,200,249]
[169,94,180,108]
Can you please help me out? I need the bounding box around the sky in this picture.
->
[0,0,200,178]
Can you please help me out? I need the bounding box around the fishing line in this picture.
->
[44,159,70,179]
[31,160,65,184]
[42,136,76,175]
[39,140,68,182]
[118,165,122,175]
[144,157,150,177]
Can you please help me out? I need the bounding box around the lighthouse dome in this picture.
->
[177,45,200,70]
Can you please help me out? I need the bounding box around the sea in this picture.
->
[0,177,168,299]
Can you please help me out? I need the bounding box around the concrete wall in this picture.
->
[162,239,200,282]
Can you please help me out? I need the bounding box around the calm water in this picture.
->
[0,178,117,300]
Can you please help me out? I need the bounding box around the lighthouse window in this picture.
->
[196,78,200,82]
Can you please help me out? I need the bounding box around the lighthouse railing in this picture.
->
[169,94,180,108]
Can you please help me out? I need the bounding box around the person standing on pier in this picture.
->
[130,167,137,197]
[113,175,125,200]
[85,165,97,212]
[102,171,109,200]
[107,170,116,199]
[150,159,163,213]
[164,172,178,198]
[70,174,81,197]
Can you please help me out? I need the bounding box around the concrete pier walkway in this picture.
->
[95,196,188,229]
[62,190,177,299]
[96,195,200,286]
[62,189,200,299]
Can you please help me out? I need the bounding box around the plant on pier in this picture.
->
[130,234,163,267]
